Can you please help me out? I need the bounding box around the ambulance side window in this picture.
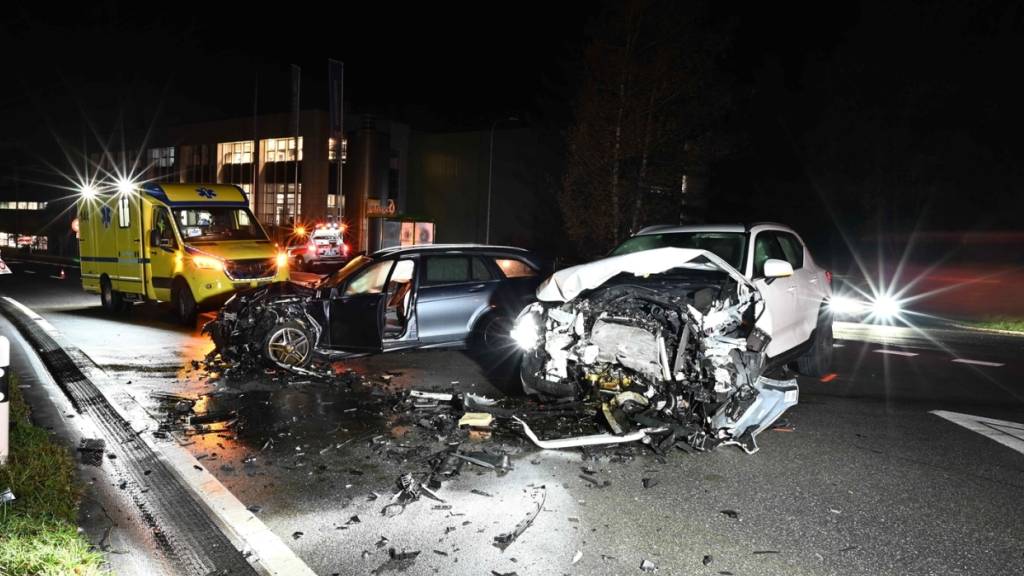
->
[118,196,130,228]
[152,208,177,248]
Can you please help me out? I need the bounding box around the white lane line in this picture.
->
[22,269,36,274]
[873,349,918,357]
[931,410,1024,456]
[952,358,1005,367]
[1,296,317,576]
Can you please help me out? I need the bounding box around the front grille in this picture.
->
[225,258,276,280]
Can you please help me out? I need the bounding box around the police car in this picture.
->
[293,223,349,271]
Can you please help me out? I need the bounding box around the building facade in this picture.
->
[135,110,409,251]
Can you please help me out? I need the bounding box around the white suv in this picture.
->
[611,223,833,375]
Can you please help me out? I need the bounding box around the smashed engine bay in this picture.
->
[516,247,798,454]
[203,281,325,376]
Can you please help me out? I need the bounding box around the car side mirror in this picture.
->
[149,229,160,247]
[764,258,794,279]
[158,238,173,249]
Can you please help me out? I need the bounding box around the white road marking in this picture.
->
[873,349,918,357]
[1,296,317,576]
[952,358,1005,367]
[931,410,1024,456]
[22,269,36,274]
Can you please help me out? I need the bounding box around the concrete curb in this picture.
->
[0,296,316,576]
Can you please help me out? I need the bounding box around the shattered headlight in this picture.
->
[511,311,542,351]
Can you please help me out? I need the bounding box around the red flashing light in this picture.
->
[825,270,833,285]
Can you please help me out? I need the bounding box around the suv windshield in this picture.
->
[173,207,267,242]
[611,232,747,270]
[320,255,373,288]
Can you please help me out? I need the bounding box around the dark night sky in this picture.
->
[3,1,1023,235]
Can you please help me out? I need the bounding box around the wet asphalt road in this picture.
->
[2,259,1023,576]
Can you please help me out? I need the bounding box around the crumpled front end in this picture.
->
[516,248,798,454]
[203,281,322,371]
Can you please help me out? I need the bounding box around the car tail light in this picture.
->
[342,243,349,254]
[307,241,316,254]
[825,270,832,285]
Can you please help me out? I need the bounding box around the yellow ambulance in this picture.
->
[78,183,289,324]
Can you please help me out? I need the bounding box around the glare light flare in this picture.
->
[79,183,99,199]
[870,293,903,321]
[116,177,137,195]
[829,291,907,324]
[511,314,540,350]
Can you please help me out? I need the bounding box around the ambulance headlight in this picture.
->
[191,255,224,271]
[276,252,288,269]
[511,312,541,351]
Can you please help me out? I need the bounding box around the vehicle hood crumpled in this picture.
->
[536,247,753,303]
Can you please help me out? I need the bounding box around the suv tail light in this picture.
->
[825,270,832,285]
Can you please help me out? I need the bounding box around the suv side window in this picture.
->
[752,232,787,278]
[776,233,804,270]
[471,257,493,281]
[493,257,538,278]
[153,207,177,248]
[424,256,470,285]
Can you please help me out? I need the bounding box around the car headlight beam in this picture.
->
[511,313,541,350]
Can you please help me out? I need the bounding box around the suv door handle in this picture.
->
[467,283,486,292]
[786,286,797,293]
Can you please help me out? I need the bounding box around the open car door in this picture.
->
[327,259,393,352]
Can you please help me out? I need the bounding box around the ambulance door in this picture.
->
[115,194,144,295]
[147,205,179,302]
[78,203,99,292]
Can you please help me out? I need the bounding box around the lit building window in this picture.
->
[328,137,348,162]
[218,141,254,165]
[0,231,47,251]
[263,137,303,162]
[0,201,47,210]
[148,147,176,168]
[260,183,302,225]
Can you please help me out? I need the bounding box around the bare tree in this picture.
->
[560,0,736,258]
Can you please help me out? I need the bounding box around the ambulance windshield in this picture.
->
[173,207,267,242]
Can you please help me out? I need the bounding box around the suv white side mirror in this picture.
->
[764,258,794,279]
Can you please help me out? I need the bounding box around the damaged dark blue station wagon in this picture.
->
[205,244,546,369]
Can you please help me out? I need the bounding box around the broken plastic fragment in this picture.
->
[493,486,546,551]
[458,412,494,428]
[640,559,657,572]
[514,416,662,449]
[410,390,454,401]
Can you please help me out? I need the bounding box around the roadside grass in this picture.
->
[970,317,1024,334]
[0,374,106,576]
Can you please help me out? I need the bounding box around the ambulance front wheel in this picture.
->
[100,276,126,313]
[173,281,197,326]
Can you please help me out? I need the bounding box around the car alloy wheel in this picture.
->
[266,325,312,367]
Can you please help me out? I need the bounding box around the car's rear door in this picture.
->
[416,254,497,344]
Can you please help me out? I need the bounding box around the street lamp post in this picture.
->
[486,116,518,244]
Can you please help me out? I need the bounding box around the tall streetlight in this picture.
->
[486,116,518,244]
